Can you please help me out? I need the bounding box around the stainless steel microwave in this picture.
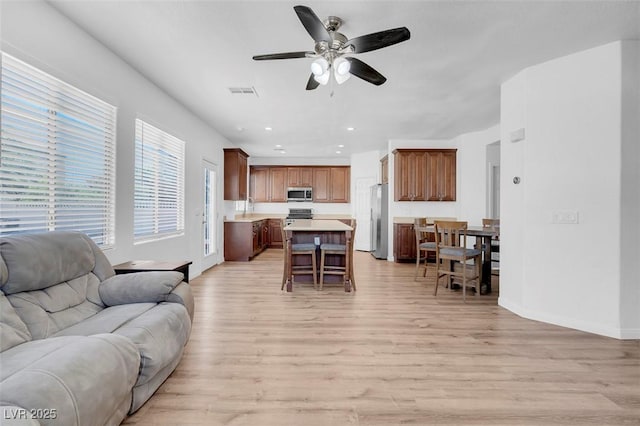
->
[287,187,313,202]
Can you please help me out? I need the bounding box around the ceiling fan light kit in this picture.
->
[252,5,410,90]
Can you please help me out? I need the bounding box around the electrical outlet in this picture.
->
[314,236,320,245]
[552,210,579,224]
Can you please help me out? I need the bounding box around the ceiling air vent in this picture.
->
[228,87,258,97]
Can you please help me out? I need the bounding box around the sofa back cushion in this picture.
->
[0,231,102,294]
[0,231,115,339]
[7,274,105,339]
[0,291,32,351]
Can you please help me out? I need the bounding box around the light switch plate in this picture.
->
[314,236,320,245]
[552,210,579,224]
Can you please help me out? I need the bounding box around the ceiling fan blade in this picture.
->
[346,27,410,53]
[294,5,331,43]
[345,57,387,86]
[306,74,320,90]
[253,51,314,60]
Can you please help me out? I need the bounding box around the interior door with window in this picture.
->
[202,160,219,271]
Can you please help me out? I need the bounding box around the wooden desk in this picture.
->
[284,219,353,292]
[113,260,192,283]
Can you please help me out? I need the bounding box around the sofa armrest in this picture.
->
[166,282,195,322]
[99,271,186,307]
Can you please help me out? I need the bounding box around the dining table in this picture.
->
[283,219,354,292]
[466,226,498,294]
[419,225,498,294]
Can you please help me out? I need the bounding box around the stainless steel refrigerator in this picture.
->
[370,184,388,259]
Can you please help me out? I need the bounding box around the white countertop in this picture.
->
[284,219,352,231]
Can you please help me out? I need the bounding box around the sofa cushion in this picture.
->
[52,301,191,387]
[0,232,96,294]
[115,303,192,387]
[52,303,156,338]
[0,292,32,352]
[0,334,140,426]
[7,274,104,340]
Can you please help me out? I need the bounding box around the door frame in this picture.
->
[202,159,220,271]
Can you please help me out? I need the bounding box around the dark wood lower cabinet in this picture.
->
[225,217,352,261]
[393,223,417,262]
[225,220,270,261]
[268,219,283,249]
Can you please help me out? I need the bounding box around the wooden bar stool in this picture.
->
[319,219,356,291]
[280,219,317,290]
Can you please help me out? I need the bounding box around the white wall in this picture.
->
[250,157,351,166]
[455,125,500,224]
[1,1,230,279]
[500,41,640,339]
[619,41,640,334]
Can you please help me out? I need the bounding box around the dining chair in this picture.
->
[434,220,482,302]
[319,219,356,291]
[280,219,318,290]
[414,217,436,281]
[482,218,500,275]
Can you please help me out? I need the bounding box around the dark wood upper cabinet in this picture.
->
[250,167,269,202]
[329,167,350,203]
[393,149,456,202]
[250,166,287,202]
[249,165,350,203]
[426,150,456,201]
[223,148,249,200]
[287,167,313,187]
[394,150,427,201]
[269,167,288,202]
[312,167,331,202]
[381,155,389,184]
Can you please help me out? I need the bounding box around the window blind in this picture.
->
[0,52,117,247]
[134,119,185,241]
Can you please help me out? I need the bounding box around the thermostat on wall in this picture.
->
[510,128,525,143]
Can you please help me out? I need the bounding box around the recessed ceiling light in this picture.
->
[265,127,272,131]
[338,144,344,148]
[275,144,282,148]
[336,150,342,154]
[236,126,245,132]
[346,127,355,131]
[280,150,286,154]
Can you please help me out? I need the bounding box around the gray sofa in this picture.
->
[0,231,194,425]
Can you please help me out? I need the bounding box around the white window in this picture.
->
[0,52,117,247]
[134,119,185,242]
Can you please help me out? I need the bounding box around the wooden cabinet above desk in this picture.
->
[393,149,456,202]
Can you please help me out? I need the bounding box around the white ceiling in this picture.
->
[48,0,639,158]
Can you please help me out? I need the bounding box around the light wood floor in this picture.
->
[124,249,640,425]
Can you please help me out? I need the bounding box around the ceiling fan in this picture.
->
[252,5,410,90]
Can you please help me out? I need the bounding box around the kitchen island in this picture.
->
[283,219,354,292]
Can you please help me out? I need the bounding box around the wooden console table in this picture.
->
[113,260,192,283]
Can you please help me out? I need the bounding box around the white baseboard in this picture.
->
[498,296,640,340]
